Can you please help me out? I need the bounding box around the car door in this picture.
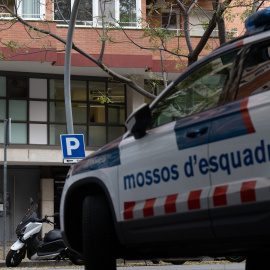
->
[209,40,270,240]
[118,49,239,247]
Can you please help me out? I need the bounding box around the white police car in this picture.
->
[60,8,270,270]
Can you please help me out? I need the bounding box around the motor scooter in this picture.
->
[6,199,83,267]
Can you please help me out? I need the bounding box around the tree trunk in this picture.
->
[218,17,226,45]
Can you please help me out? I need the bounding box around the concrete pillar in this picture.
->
[40,178,54,237]
[126,75,145,117]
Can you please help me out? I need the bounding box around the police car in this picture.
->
[60,8,270,270]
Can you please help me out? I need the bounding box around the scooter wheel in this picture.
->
[82,195,117,270]
[6,249,25,267]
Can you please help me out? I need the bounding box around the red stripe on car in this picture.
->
[165,194,178,214]
[143,198,156,217]
[188,190,202,210]
[213,185,228,206]
[124,201,136,220]
[241,180,257,203]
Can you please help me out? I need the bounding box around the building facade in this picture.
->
[0,0,267,241]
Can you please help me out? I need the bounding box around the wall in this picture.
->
[40,178,54,236]
[0,167,40,242]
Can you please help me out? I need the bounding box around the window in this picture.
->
[54,0,71,21]
[0,76,126,147]
[49,79,126,146]
[0,0,15,17]
[236,42,270,99]
[116,0,141,28]
[189,10,218,37]
[119,0,137,27]
[22,0,40,19]
[54,0,141,27]
[162,11,179,30]
[54,0,95,25]
[150,51,238,128]
[8,77,27,98]
[77,0,93,22]
[16,0,45,19]
[88,81,126,146]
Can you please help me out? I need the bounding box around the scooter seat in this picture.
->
[43,229,62,242]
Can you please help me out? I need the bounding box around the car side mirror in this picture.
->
[125,103,151,139]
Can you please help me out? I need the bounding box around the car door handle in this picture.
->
[186,126,209,138]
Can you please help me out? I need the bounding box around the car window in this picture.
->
[150,51,238,128]
[236,42,270,99]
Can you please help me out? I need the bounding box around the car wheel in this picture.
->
[163,260,186,265]
[82,195,116,270]
[246,253,268,270]
[69,251,84,265]
[170,260,186,265]
[226,256,245,263]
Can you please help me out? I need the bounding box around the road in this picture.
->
[0,264,245,270]
[118,264,245,270]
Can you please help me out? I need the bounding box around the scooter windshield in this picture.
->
[21,203,38,223]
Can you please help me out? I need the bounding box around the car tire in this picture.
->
[82,195,116,270]
[69,251,84,265]
[246,253,268,270]
[226,256,245,263]
[163,260,186,265]
[170,260,186,265]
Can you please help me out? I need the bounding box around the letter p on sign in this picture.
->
[66,137,80,155]
[60,134,85,160]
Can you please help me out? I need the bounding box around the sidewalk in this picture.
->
[0,259,150,268]
[0,259,74,268]
[0,256,148,268]
[0,246,77,268]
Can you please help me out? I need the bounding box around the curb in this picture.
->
[0,259,148,268]
[0,260,74,268]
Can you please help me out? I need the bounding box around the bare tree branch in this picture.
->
[99,0,106,62]
[174,0,194,53]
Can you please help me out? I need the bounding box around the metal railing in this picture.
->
[0,12,44,20]
[158,28,239,37]
[0,12,239,37]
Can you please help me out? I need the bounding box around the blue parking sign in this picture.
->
[60,134,85,159]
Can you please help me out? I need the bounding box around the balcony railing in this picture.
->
[0,12,239,38]
[0,12,45,20]
[158,28,239,38]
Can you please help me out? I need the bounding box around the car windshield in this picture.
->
[21,203,38,223]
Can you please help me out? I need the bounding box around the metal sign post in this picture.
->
[64,0,81,134]
[3,118,11,259]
